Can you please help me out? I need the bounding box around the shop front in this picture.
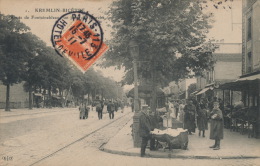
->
[219,72,260,138]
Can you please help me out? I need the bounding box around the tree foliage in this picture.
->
[0,13,123,109]
[103,0,217,87]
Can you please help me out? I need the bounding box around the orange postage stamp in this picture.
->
[51,11,108,72]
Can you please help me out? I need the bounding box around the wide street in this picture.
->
[0,107,259,166]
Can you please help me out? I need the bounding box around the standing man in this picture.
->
[79,103,85,119]
[209,102,224,150]
[114,100,119,112]
[139,105,152,157]
[84,103,90,119]
[94,96,103,120]
[107,100,115,119]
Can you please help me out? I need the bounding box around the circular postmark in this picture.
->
[51,11,103,60]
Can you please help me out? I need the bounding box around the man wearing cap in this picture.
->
[139,105,152,157]
[209,102,224,150]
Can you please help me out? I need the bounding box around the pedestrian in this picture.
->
[174,100,180,118]
[197,100,208,137]
[121,102,125,113]
[139,105,152,157]
[79,103,85,119]
[84,103,90,119]
[177,100,185,124]
[94,96,103,120]
[107,100,115,119]
[114,100,118,112]
[184,99,196,135]
[209,102,224,150]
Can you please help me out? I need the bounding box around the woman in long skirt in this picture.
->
[197,102,208,137]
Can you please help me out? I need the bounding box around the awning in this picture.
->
[127,85,165,98]
[219,73,260,91]
[238,74,260,81]
[196,87,210,95]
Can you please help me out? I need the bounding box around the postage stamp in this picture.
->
[51,11,108,72]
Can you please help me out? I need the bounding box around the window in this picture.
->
[247,52,252,72]
[247,17,252,41]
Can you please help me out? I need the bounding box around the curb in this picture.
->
[101,147,260,159]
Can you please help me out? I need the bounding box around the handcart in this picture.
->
[151,128,188,151]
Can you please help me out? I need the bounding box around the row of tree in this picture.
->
[0,14,122,111]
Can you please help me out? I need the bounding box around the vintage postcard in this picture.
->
[0,0,259,166]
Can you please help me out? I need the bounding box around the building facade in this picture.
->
[219,0,260,138]
[196,43,242,102]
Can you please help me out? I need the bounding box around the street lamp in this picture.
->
[128,39,141,147]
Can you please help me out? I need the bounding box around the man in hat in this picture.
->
[209,102,224,150]
[139,105,152,157]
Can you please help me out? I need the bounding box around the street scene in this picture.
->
[0,0,260,166]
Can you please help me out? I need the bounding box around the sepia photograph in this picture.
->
[0,0,259,165]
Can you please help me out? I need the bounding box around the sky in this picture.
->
[0,0,242,90]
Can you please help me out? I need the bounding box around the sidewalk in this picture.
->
[0,107,77,117]
[103,113,260,159]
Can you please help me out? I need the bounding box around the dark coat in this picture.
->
[197,108,208,131]
[139,111,152,137]
[149,114,159,130]
[93,99,102,112]
[209,108,224,140]
[79,106,85,119]
[184,104,196,132]
[107,102,115,112]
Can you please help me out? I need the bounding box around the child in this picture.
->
[209,102,224,150]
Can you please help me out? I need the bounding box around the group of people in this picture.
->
[79,103,90,119]
[182,98,224,150]
[79,96,124,120]
[139,97,224,157]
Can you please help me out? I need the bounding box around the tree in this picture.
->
[103,0,217,112]
[0,14,30,111]
[22,33,48,109]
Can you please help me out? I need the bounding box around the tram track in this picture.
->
[28,112,132,166]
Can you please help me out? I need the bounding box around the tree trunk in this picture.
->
[48,86,52,108]
[151,61,157,113]
[5,84,10,111]
[88,93,90,105]
[28,85,33,110]
[101,88,104,100]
